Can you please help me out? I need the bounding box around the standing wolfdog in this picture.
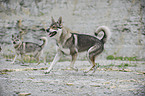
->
[45,17,111,73]
[11,33,47,65]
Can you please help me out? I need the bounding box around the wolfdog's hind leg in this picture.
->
[84,45,102,73]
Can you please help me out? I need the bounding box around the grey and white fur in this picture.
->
[45,16,111,74]
[11,33,47,65]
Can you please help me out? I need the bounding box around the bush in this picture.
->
[107,55,138,61]
[107,55,114,60]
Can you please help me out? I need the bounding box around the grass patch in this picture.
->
[106,55,114,60]
[107,55,138,61]
[1,54,48,63]
[99,63,137,68]
[100,64,115,68]
[98,63,137,72]
[2,54,14,60]
[117,63,127,68]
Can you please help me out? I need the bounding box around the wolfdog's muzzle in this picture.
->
[46,28,57,37]
[48,31,57,37]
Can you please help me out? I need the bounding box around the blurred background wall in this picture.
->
[0,0,145,61]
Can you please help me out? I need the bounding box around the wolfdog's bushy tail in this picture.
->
[40,37,47,48]
[95,26,111,43]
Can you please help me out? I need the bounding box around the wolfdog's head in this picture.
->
[11,33,22,46]
[46,16,63,39]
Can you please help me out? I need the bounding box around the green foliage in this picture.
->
[2,54,14,60]
[100,63,137,68]
[1,54,46,63]
[23,59,38,63]
[115,57,123,60]
[100,64,115,68]
[117,63,125,68]
[106,55,114,60]
[107,55,138,61]
[117,63,137,68]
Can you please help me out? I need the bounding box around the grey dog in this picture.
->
[45,17,111,73]
[11,33,47,65]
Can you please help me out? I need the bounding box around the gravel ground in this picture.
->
[0,57,145,96]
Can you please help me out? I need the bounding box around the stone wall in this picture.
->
[0,0,145,60]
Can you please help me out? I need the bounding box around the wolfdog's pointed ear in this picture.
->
[58,16,62,25]
[51,16,55,23]
[12,34,14,38]
[17,34,20,38]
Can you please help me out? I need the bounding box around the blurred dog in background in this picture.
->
[11,33,47,65]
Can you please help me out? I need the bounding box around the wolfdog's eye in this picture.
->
[52,26,55,28]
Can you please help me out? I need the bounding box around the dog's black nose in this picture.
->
[13,41,16,44]
[46,28,50,32]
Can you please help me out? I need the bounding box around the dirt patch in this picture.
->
[0,58,145,96]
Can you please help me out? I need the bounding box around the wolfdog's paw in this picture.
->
[45,72,50,74]
[11,62,14,64]
[83,69,96,75]
[44,70,51,74]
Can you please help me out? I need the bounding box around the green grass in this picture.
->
[99,63,137,68]
[106,55,138,61]
[2,54,47,63]
[106,55,114,60]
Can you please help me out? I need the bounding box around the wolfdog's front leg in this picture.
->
[45,51,62,74]
[20,55,25,64]
[11,54,18,64]
[70,53,78,71]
